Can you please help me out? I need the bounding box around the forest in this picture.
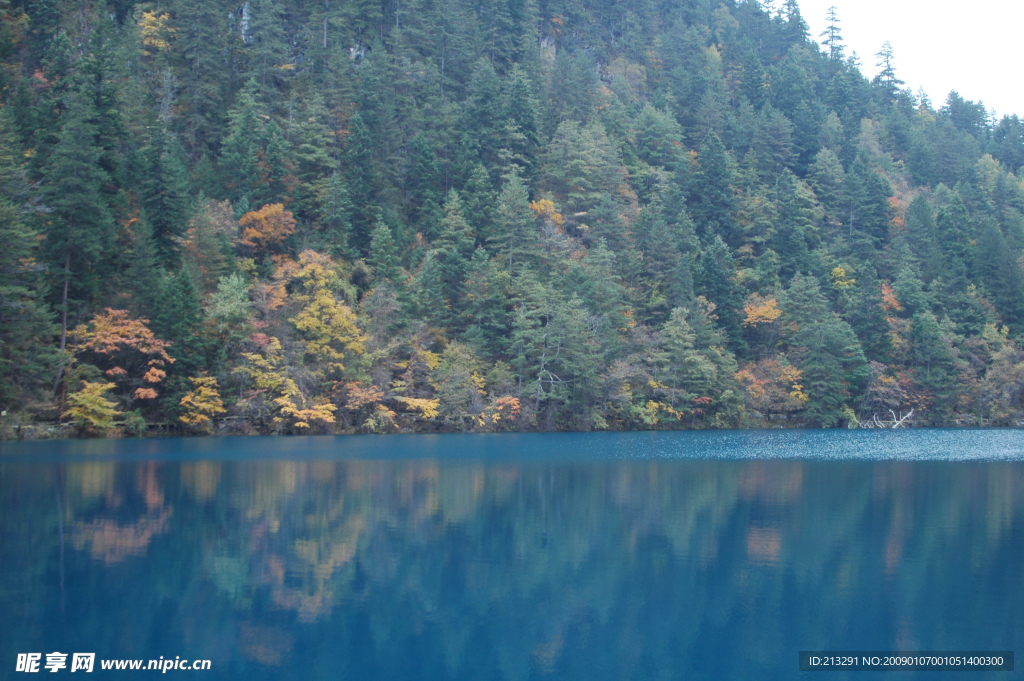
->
[2,0,1024,436]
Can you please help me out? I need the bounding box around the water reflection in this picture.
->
[2,454,1022,679]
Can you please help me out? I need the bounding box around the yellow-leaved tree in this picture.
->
[233,336,337,431]
[179,376,227,431]
[63,382,120,435]
[279,251,366,378]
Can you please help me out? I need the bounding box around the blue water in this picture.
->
[1,430,1022,679]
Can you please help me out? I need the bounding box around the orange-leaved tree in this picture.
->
[735,356,808,416]
[239,203,296,252]
[70,309,173,409]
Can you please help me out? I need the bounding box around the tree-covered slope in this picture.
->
[2,0,1024,434]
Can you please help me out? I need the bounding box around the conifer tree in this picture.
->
[318,171,354,256]
[219,80,265,213]
[171,0,228,152]
[690,131,737,244]
[368,222,402,287]
[909,310,957,416]
[699,236,746,352]
[502,64,540,178]
[0,196,58,408]
[247,0,290,91]
[784,274,867,425]
[143,129,191,266]
[434,190,476,313]
[491,171,536,270]
[461,247,511,357]
[45,86,117,387]
[343,113,381,252]
[461,163,497,245]
[153,266,205,373]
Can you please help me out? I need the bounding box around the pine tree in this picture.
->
[0,196,58,408]
[843,154,892,253]
[434,190,476,314]
[796,313,868,426]
[343,113,381,253]
[820,6,845,61]
[501,64,540,179]
[294,93,340,217]
[368,222,402,287]
[461,247,511,357]
[891,236,929,314]
[662,307,717,400]
[699,235,746,353]
[461,163,497,246]
[318,171,354,256]
[873,41,904,100]
[839,263,891,359]
[45,86,117,387]
[690,131,738,244]
[261,119,295,204]
[785,275,867,425]
[247,0,290,91]
[904,195,944,284]
[143,129,192,266]
[153,266,205,374]
[170,0,228,152]
[771,170,819,278]
[462,59,504,176]
[219,80,265,212]
[491,171,536,270]
[936,190,974,272]
[909,310,957,416]
[406,132,444,238]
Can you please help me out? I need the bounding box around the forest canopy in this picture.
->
[3,0,1024,435]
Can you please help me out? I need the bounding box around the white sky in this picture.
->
[796,0,1024,119]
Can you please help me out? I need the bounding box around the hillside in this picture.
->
[2,0,1024,435]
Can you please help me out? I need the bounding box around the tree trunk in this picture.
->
[53,250,71,396]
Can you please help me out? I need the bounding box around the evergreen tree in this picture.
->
[143,129,192,266]
[461,163,497,246]
[909,310,957,416]
[0,196,58,408]
[406,132,444,238]
[491,171,537,270]
[170,0,228,152]
[44,86,117,384]
[784,274,867,425]
[368,222,402,287]
[699,235,746,353]
[247,0,290,91]
[461,247,511,357]
[318,171,354,256]
[434,190,476,308]
[501,64,540,178]
[343,113,381,252]
[153,266,205,374]
[690,131,737,244]
[219,81,265,212]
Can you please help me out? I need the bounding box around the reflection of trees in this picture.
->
[66,462,174,565]
[2,455,1024,679]
[71,508,173,565]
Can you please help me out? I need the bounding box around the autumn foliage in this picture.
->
[179,376,227,430]
[8,0,1024,437]
[240,204,296,251]
[70,309,173,405]
[736,358,809,415]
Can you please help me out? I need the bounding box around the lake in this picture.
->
[2,430,1022,679]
